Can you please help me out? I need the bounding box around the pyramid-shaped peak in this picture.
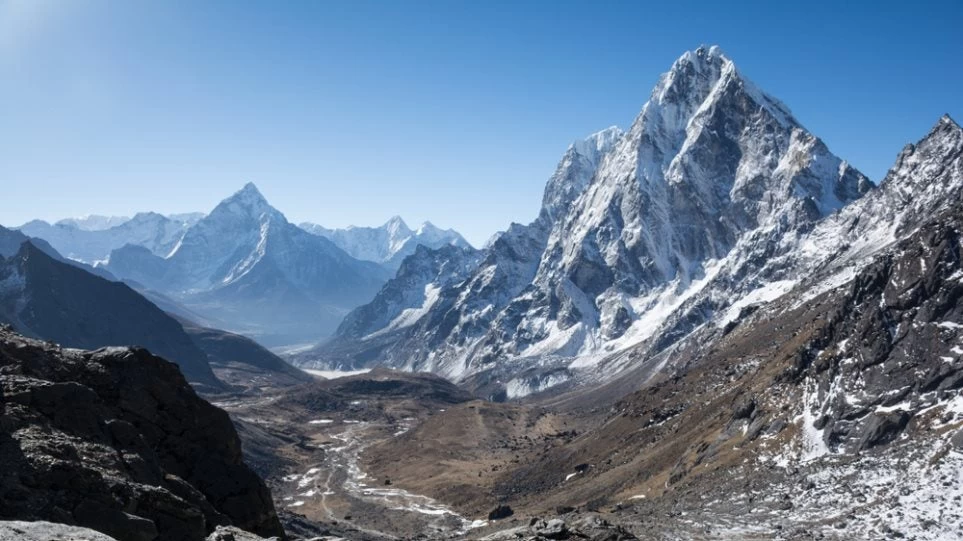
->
[384,215,411,233]
[208,182,283,224]
[416,220,441,233]
[916,113,963,149]
[238,181,264,197]
[937,113,961,132]
[225,182,269,205]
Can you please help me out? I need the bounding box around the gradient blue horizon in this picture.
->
[1,0,961,246]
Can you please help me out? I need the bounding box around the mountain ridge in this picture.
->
[300,215,472,271]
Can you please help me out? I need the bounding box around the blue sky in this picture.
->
[1,0,960,246]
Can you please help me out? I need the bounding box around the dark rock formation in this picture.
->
[488,505,514,520]
[0,328,283,540]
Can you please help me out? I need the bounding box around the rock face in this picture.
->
[300,216,472,271]
[0,240,221,388]
[104,183,391,346]
[303,244,483,370]
[0,328,284,540]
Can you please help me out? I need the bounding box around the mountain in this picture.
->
[294,46,876,386]
[0,327,283,539]
[0,239,222,388]
[343,116,963,537]
[105,183,391,346]
[300,216,472,271]
[0,225,118,281]
[311,243,484,368]
[297,124,625,377]
[367,184,963,539]
[18,211,201,264]
[179,319,313,388]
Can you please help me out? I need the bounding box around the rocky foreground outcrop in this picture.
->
[0,327,284,540]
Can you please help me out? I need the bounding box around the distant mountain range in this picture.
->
[10,184,470,347]
[18,212,203,263]
[300,216,472,271]
[0,224,314,389]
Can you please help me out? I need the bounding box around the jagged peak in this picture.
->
[879,113,963,193]
[656,45,730,102]
[204,182,285,227]
[384,215,411,234]
[913,113,963,152]
[935,113,961,134]
[220,182,270,210]
[240,181,261,194]
[670,45,728,76]
[641,45,799,142]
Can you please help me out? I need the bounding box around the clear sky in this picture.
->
[1,0,961,246]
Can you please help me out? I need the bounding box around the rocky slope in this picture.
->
[0,328,284,540]
[105,183,391,346]
[181,321,312,389]
[300,216,472,271]
[0,240,222,388]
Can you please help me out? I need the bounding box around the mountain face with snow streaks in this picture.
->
[299,124,625,376]
[295,47,959,400]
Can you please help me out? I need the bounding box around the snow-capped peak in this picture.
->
[880,113,963,197]
[211,182,282,223]
[939,113,960,130]
[384,215,412,236]
[640,45,799,155]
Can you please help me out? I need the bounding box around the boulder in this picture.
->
[857,411,911,450]
[488,505,515,520]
